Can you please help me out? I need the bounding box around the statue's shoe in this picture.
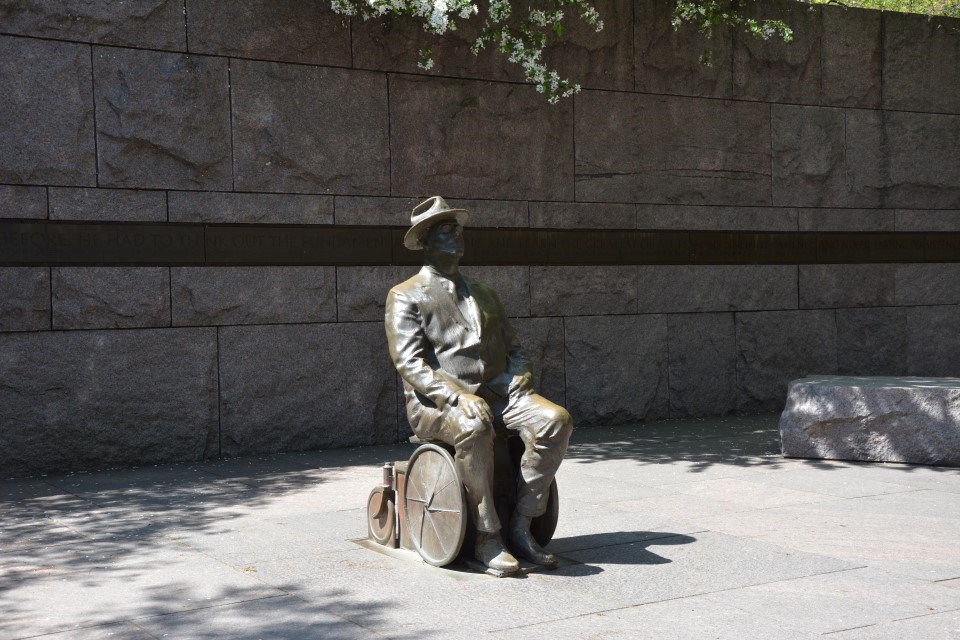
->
[509,526,557,567]
[475,532,520,574]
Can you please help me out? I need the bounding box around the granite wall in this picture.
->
[1,0,959,476]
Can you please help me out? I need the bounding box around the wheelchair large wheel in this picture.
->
[403,444,467,567]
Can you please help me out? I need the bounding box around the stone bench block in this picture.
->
[779,376,960,466]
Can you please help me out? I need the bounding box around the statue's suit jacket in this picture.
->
[385,266,532,412]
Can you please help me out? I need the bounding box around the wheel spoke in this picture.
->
[425,507,461,514]
[425,512,446,558]
[434,477,455,495]
[407,497,427,503]
[418,505,426,544]
[428,465,442,501]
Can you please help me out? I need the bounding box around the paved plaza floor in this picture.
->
[3,414,959,639]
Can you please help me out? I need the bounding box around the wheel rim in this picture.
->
[366,486,395,546]
[403,444,467,566]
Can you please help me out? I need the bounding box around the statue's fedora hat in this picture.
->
[404,196,469,250]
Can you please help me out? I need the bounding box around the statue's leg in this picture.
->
[407,400,500,534]
[501,394,573,519]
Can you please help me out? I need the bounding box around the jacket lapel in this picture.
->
[422,267,471,331]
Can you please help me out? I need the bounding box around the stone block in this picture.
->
[218,322,397,455]
[780,109,960,210]
[772,105,846,207]
[351,13,520,82]
[883,111,960,209]
[564,314,669,426]
[186,0,351,66]
[512,317,566,408]
[530,266,637,316]
[0,328,218,476]
[337,265,416,322]
[820,5,882,108]
[390,75,574,201]
[576,91,770,205]
[462,266,530,318]
[895,264,960,306]
[799,264,895,309]
[232,61,389,195]
[636,265,797,313]
[771,105,884,207]
[883,12,960,114]
[353,0,632,91]
[49,188,166,222]
[798,208,894,232]
[779,375,960,466]
[171,267,336,326]
[52,267,171,330]
[93,48,231,190]
[168,192,333,224]
[636,204,798,231]
[0,185,47,219]
[0,0,186,50]
[668,313,736,417]
[0,267,49,332]
[335,196,527,227]
[530,202,635,229]
[894,209,960,232]
[736,310,838,413]
[732,0,822,104]
[907,305,960,377]
[544,0,634,91]
[0,37,95,186]
[634,0,733,98]
[837,307,908,376]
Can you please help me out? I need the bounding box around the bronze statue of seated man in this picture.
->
[385,196,573,575]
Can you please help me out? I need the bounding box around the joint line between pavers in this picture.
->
[488,565,870,634]
[890,605,960,624]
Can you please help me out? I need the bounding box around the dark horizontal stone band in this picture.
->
[2,220,959,266]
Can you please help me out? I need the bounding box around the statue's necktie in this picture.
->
[454,277,479,333]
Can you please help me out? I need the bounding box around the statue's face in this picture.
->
[423,219,464,257]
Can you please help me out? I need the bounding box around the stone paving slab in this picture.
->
[492,592,815,640]
[704,566,960,635]
[2,413,959,639]
[826,608,960,639]
[0,544,281,638]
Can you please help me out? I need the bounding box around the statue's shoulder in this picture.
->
[388,271,430,302]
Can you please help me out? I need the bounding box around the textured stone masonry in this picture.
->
[0,185,47,219]
[390,75,575,201]
[170,267,337,326]
[52,267,171,330]
[93,47,232,190]
[49,188,167,222]
[218,322,397,456]
[0,328,219,476]
[1,0,959,474]
[168,192,335,224]
[0,267,50,332]
[0,37,96,186]
[576,91,771,205]
[0,0,187,50]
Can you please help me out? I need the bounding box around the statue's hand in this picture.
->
[509,372,534,397]
[455,393,493,423]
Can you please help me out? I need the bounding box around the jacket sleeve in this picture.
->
[385,287,464,409]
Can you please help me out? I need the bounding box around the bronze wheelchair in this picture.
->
[366,430,559,568]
